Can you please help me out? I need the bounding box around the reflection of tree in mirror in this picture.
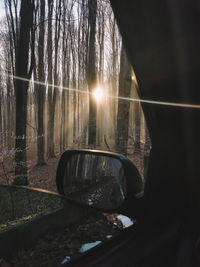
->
[63,154,127,209]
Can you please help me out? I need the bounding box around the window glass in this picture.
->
[0,0,151,265]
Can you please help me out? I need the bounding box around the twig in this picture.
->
[26,121,38,134]
[104,134,110,151]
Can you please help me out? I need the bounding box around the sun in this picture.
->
[93,87,104,102]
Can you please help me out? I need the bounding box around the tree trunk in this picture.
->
[14,0,34,185]
[60,1,68,152]
[115,44,132,156]
[134,91,141,153]
[36,0,46,165]
[72,58,77,144]
[47,0,54,158]
[87,0,97,147]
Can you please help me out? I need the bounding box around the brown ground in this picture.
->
[0,143,146,192]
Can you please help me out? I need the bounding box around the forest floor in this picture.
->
[0,143,146,191]
[0,145,145,266]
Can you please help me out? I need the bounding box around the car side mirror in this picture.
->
[56,150,143,214]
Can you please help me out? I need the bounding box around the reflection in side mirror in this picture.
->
[57,152,127,210]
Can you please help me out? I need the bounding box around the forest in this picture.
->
[0,0,151,188]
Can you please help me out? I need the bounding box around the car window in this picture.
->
[0,0,150,187]
[0,0,150,265]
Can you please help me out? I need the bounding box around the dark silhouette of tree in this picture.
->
[14,0,35,184]
[36,0,46,165]
[87,0,97,147]
[115,44,132,155]
[60,0,68,152]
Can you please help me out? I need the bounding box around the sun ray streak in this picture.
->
[5,73,200,110]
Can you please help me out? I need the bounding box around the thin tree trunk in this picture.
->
[87,0,97,147]
[36,0,46,165]
[115,44,132,156]
[47,0,54,157]
[134,93,141,153]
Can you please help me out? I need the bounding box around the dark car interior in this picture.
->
[108,1,200,266]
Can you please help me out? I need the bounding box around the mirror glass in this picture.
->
[62,153,127,209]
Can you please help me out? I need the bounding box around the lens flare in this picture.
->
[93,87,104,102]
[3,71,200,109]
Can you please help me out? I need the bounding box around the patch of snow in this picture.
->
[117,215,133,228]
[106,235,112,239]
[61,256,71,264]
[88,199,93,205]
[79,241,102,253]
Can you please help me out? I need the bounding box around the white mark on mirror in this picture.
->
[79,241,102,253]
[61,256,71,264]
[117,215,134,228]
[88,199,93,205]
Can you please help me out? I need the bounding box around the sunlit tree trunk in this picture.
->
[4,0,19,148]
[115,44,132,155]
[87,0,97,147]
[53,0,61,151]
[47,0,54,157]
[97,2,105,84]
[60,2,67,152]
[80,0,89,146]
[60,0,75,151]
[96,2,105,146]
[111,19,117,136]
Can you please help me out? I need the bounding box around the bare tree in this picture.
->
[60,0,75,151]
[87,0,97,146]
[36,0,46,165]
[60,0,68,152]
[4,0,19,76]
[14,0,35,184]
[47,0,54,157]
[115,44,132,155]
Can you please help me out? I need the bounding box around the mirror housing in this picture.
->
[56,150,143,217]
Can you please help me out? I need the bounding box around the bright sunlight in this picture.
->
[93,87,104,102]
